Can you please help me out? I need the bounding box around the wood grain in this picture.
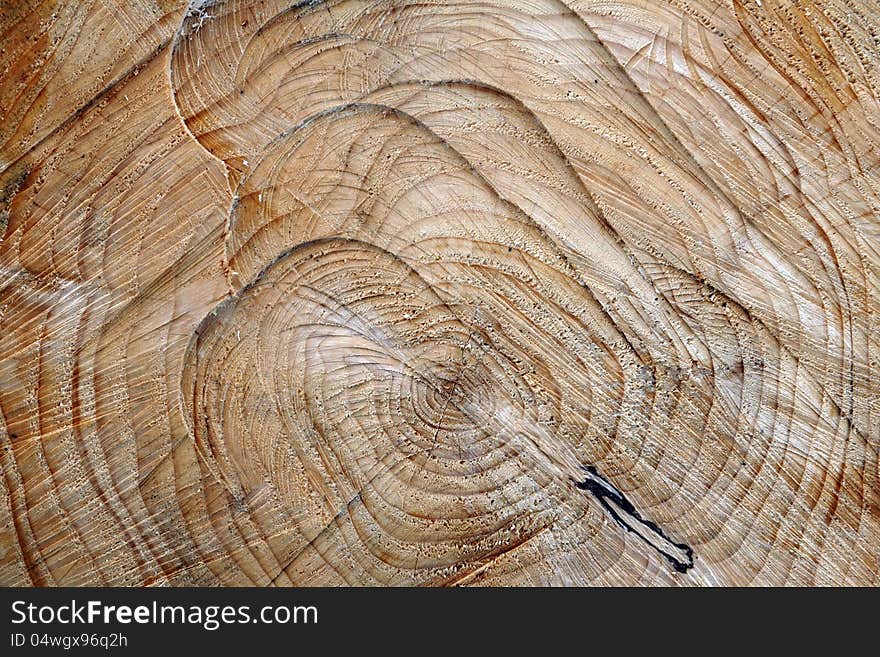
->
[1,0,878,585]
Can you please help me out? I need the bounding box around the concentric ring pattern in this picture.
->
[1,0,878,585]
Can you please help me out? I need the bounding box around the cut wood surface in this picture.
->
[1,0,879,586]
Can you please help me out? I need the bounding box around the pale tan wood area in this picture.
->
[1,0,879,586]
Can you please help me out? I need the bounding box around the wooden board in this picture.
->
[1,0,879,586]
